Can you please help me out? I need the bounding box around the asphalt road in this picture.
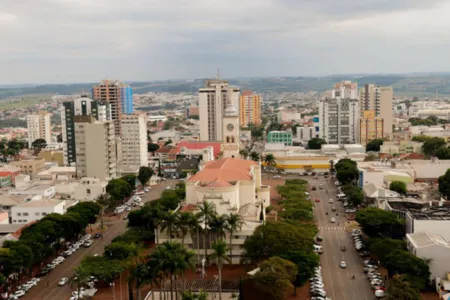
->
[308,176,375,300]
[21,180,175,300]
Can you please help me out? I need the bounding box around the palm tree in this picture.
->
[250,151,260,162]
[160,211,180,241]
[226,214,244,258]
[209,240,231,300]
[239,149,248,159]
[209,214,229,242]
[186,212,203,264]
[128,262,150,300]
[264,154,276,170]
[177,212,192,245]
[198,201,217,260]
[96,194,111,231]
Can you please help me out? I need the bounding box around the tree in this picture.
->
[209,240,230,300]
[250,151,260,162]
[160,211,180,241]
[186,212,203,264]
[436,147,450,159]
[438,169,450,199]
[31,138,47,155]
[209,214,229,241]
[242,221,316,263]
[56,134,63,143]
[254,256,297,300]
[226,214,244,257]
[164,139,173,146]
[280,250,319,293]
[198,201,217,260]
[369,238,406,262]
[138,166,154,186]
[389,181,407,195]
[264,154,276,169]
[386,275,420,300]
[411,135,431,143]
[106,178,133,201]
[181,291,208,300]
[422,137,446,157]
[239,149,249,159]
[148,143,160,154]
[307,138,326,150]
[356,208,405,239]
[341,185,364,206]
[121,175,137,190]
[78,255,124,284]
[366,139,384,152]
[383,250,430,289]
[104,242,138,261]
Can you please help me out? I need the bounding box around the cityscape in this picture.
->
[4,1,450,300]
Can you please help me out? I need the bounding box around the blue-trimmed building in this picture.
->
[121,86,134,114]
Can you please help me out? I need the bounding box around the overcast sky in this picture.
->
[2,0,450,84]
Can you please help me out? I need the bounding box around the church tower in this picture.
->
[222,104,240,158]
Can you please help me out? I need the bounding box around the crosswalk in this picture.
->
[318,226,348,231]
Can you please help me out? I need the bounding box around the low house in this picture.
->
[11,199,66,224]
[74,177,107,201]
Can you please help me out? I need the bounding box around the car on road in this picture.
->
[312,186,316,191]
[315,235,323,242]
[83,240,93,247]
[335,181,341,186]
[273,175,281,179]
[314,198,320,202]
[330,218,336,223]
[340,245,346,251]
[340,261,347,268]
[93,233,102,239]
[318,184,323,189]
[13,290,25,298]
[58,277,68,286]
[328,198,334,203]
[331,206,336,211]
[144,188,150,192]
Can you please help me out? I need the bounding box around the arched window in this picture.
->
[226,136,230,143]
[231,137,235,143]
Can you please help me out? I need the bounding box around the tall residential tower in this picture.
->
[27,111,51,148]
[239,91,261,127]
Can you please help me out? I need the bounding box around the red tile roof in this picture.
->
[177,141,222,158]
[189,158,256,185]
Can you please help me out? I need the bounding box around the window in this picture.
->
[17,213,21,216]
[87,189,91,195]
[23,213,29,216]
[42,212,47,216]
[35,212,40,216]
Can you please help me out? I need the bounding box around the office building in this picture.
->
[60,96,111,166]
[120,113,148,171]
[92,80,133,136]
[360,84,393,138]
[199,79,240,141]
[74,116,116,180]
[360,110,384,145]
[267,131,293,146]
[27,111,51,148]
[318,81,360,144]
[239,91,261,127]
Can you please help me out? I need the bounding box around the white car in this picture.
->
[58,277,68,286]
[13,291,25,298]
[273,175,281,179]
[340,261,347,268]
[330,218,336,223]
[328,198,334,203]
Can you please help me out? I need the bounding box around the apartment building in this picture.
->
[92,80,133,136]
[26,111,51,148]
[360,110,384,145]
[11,199,65,224]
[120,113,148,171]
[10,158,45,176]
[74,116,117,180]
[199,79,240,141]
[239,91,261,127]
[267,131,293,146]
[360,84,393,138]
[61,96,111,166]
[277,109,302,123]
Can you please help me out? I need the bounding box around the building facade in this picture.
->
[74,116,117,180]
[10,159,45,176]
[27,111,51,148]
[199,79,240,141]
[277,110,302,123]
[297,126,316,142]
[11,199,66,224]
[120,113,148,171]
[222,105,240,159]
[92,80,132,136]
[267,131,293,146]
[359,84,393,138]
[360,110,384,145]
[239,91,261,127]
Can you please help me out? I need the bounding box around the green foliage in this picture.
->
[356,208,405,239]
[386,275,420,300]
[254,256,298,300]
[250,151,260,161]
[264,154,276,168]
[181,291,208,300]
[408,116,440,126]
[341,185,364,206]
[335,158,359,185]
[389,181,407,195]
[366,139,384,152]
[159,189,182,210]
[307,138,327,150]
[438,168,450,199]
[248,123,265,140]
[164,139,173,146]
[276,179,313,221]
[436,147,450,159]
[78,256,125,283]
[137,166,154,186]
[104,242,139,261]
[106,178,133,201]
[147,143,160,153]
[280,250,319,287]
[368,238,406,261]
[121,175,137,190]
[411,135,431,143]
[422,137,446,157]
[31,138,47,155]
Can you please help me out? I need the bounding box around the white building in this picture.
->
[406,231,450,281]
[277,110,302,123]
[199,79,240,141]
[74,116,117,180]
[221,105,240,159]
[27,111,51,148]
[9,185,56,199]
[297,126,315,142]
[120,113,148,171]
[158,158,270,264]
[11,199,66,224]
[74,177,107,201]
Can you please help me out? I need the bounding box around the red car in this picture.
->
[315,198,320,202]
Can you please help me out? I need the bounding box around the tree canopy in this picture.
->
[147,143,160,153]
[106,178,133,201]
[386,275,420,300]
[31,138,47,155]
[356,208,405,239]
[335,158,359,185]
[422,137,446,157]
[307,138,326,150]
[438,168,450,199]
[137,166,154,186]
[341,184,364,206]
[389,181,407,195]
[368,238,406,261]
[366,139,384,152]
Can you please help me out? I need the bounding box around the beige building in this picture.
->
[27,111,51,148]
[74,177,107,201]
[360,84,393,138]
[379,141,423,155]
[10,158,45,175]
[222,105,240,159]
[239,91,261,127]
[74,116,117,180]
[120,113,148,172]
[360,110,384,145]
[199,79,240,141]
[38,150,64,166]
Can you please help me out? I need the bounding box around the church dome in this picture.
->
[224,104,238,116]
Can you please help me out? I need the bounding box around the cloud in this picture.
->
[1,0,450,83]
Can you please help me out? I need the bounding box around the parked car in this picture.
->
[340,261,347,268]
[330,218,336,223]
[58,277,68,286]
[312,186,317,191]
[273,175,281,179]
[13,290,25,298]
[93,233,102,239]
[83,240,93,247]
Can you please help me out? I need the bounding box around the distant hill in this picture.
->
[2,74,450,99]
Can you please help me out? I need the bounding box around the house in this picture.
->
[9,158,45,175]
[9,184,56,199]
[34,166,76,181]
[11,199,66,224]
[74,177,107,201]
[0,165,21,186]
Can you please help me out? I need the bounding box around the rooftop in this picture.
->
[408,231,450,248]
[15,199,64,208]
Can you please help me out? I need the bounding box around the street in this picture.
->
[308,176,374,300]
[21,180,175,300]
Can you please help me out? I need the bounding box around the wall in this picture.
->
[74,184,106,201]
[412,219,450,242]
[417,245,450,280]
[11,201,65,224]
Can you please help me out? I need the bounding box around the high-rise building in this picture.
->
[239,91,261,127]
[318,81,360,144]
[27,111,51,148]
[74,116,116,180]
[119,113,148,171]
[199,79,240,141]
[360,110,384,145]
[60,96,111,166]
[92,80,133,136]
[359,84,393,138]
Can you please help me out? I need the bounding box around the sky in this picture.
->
[2,0,450,84]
